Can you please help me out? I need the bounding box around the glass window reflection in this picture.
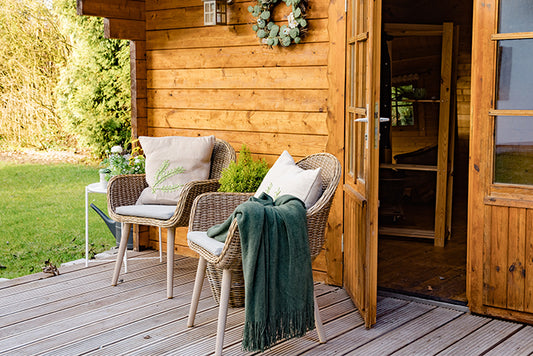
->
[494,116,533,185]
[499,0,533,33]
[496,40,533,110]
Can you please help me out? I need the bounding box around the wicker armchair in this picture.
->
[186,152,342,356]
[107,138,236,299]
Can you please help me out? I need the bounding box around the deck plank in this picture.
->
[137,280,354,356]
[0,256,194,331]
[299,302,435,355]
[437,319,524,355]
[484,326,533,355]
[234,297,410,356]
[391,313,491,355]
[346,307,463,355]
[0,270,199,354]
[0,253,531,356]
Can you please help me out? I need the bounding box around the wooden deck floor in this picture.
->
[1,251,532,355]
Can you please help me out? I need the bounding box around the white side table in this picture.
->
[85,182,108,267]
[85,182,163,270]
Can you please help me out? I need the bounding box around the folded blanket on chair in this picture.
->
[207,192,315,352]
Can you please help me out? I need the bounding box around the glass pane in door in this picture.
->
[498,0,533,33]
[496,39,533,110]
[494,116,533,185]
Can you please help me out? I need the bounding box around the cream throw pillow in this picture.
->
[254,151,322,209]
[136,135,215,205]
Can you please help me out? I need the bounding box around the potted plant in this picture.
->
[218,144,269,193]
[95,141,146,249]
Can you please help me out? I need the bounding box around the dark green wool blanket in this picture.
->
[207,193,315,352]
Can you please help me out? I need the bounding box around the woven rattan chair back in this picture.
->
[209,139,236,180]
[297,153,342,261]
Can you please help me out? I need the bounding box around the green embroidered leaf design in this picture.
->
[151,160,185,194]
[264,182,282,199]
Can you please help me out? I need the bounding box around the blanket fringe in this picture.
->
[242,305,315,352]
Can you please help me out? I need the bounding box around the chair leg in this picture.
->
[166,227,175,299]
[314,292,327,343]
[215,269,232,356]
[187,257,207,327]
[158,227,163,263]
[111,222,131,286]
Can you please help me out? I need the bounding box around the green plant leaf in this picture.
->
[260,10,270,19]
[289,27,299,38]
[270,24,280,36]
[257,29,267,38]
[281,36,291,46]
[252,24,259,31]
[293,7,301,17]
[248,5,254,12]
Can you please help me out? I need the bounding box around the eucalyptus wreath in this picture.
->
[248,0,307,47]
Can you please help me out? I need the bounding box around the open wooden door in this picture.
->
[343,0,382,328]
[469,0,533,323]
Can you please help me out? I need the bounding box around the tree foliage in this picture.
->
[0,0,72,150]
[0,0,131,157]
[55,0,131,157]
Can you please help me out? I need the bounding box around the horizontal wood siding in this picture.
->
[145,0,332,276]
[483,205,533,314]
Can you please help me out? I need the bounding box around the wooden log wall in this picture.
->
[78,0,345,285]
[143,0,344,284]
[144,0,329,163]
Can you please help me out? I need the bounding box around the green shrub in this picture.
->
[55,0,131,158]
[218,145,269,193]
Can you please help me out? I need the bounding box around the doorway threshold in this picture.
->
[378,287,469,312]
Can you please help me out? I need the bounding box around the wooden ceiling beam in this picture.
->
[77,0,145,21]
[104,18,146,41]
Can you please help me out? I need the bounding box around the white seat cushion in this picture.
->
[116,205,176,220]
[187,231,225,256]
[254,150,322,209]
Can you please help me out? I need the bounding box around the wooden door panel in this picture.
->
[343,0,380,328]
[483,204,533,313]
[343,186,367,315]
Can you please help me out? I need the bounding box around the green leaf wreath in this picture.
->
[248,0,308,47]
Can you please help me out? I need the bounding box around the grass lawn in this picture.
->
[0,161,116,279]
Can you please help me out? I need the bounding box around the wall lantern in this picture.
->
[203,0,231,26]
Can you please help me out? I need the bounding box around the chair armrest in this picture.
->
[188,192,253,231]
[107,174,148,217]
[188,192,250,269]
[170,179,224,227]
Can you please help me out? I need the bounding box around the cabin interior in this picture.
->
[375,0,473,304]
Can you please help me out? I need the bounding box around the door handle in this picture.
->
[354,117,390,123]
